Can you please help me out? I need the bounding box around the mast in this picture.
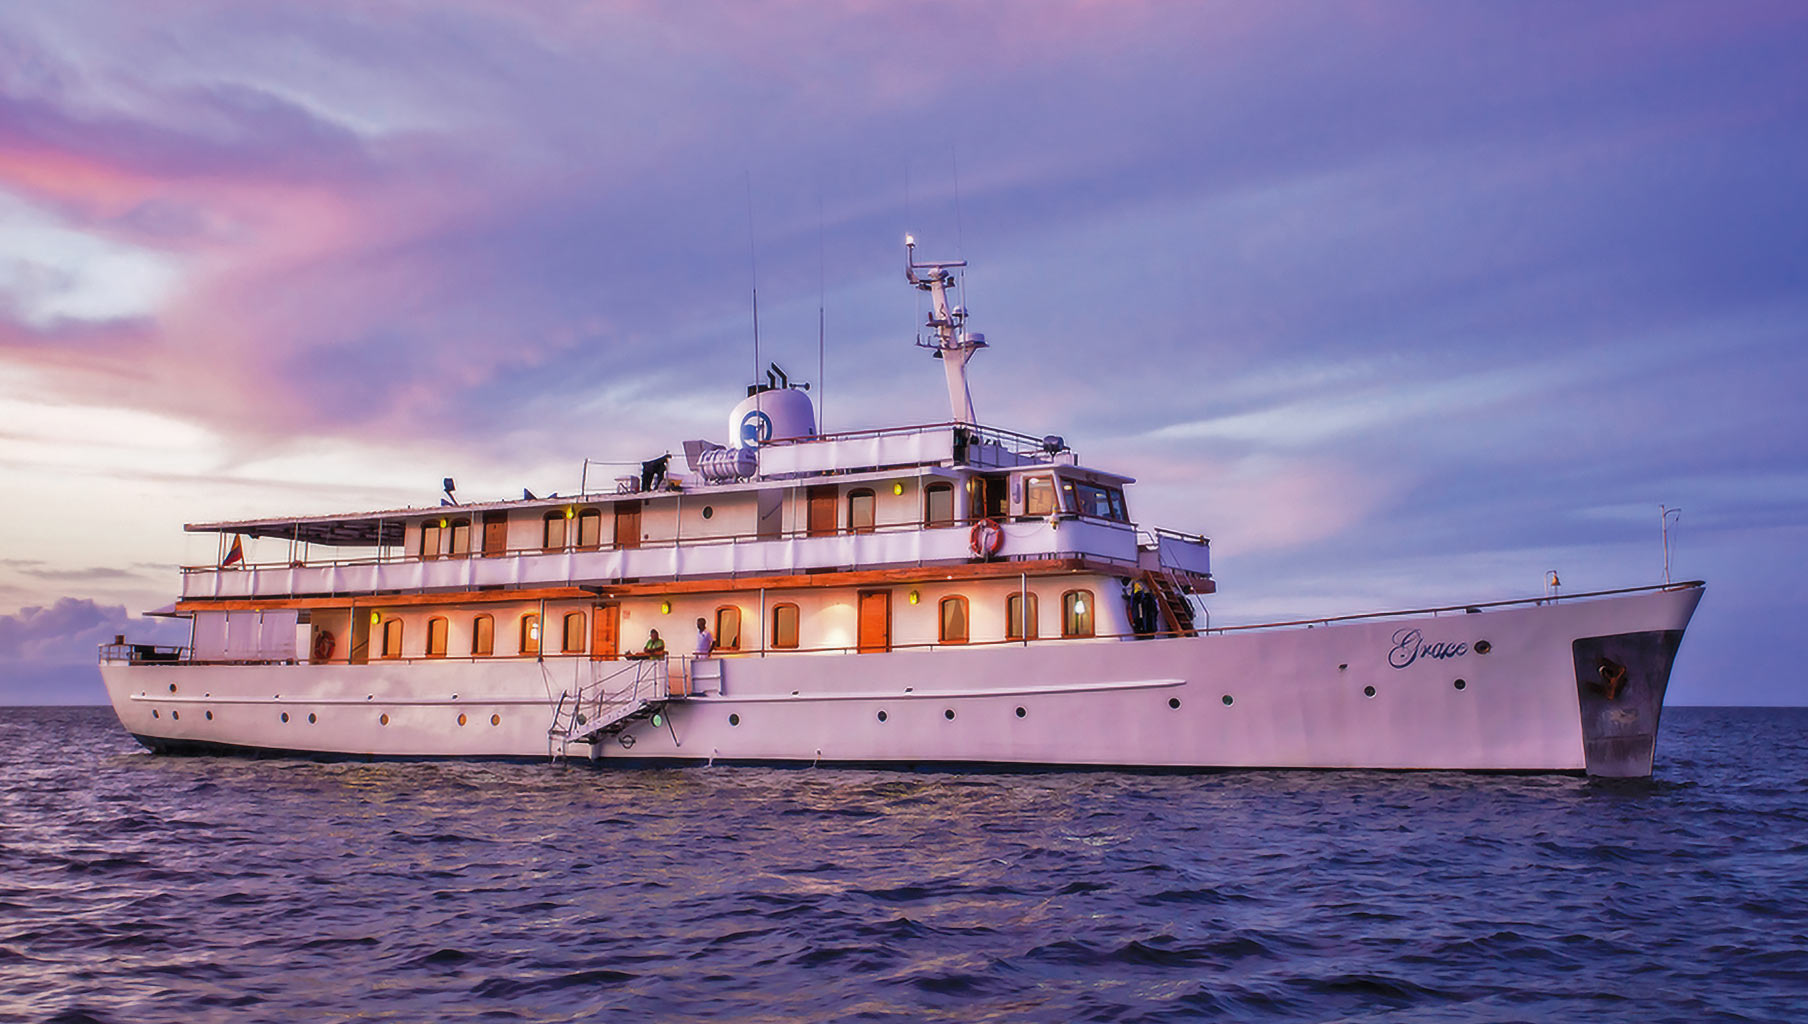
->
[905,235,988,424]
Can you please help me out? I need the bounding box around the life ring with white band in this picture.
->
[313,630,336,662]
[970,518,1004,559]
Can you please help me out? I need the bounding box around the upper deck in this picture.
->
[179,421,1214,604]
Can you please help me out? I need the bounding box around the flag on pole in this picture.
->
[222,536,245,567]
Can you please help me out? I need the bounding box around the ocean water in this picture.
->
[1,707,1805,1024]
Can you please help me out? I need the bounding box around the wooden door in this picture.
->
[347,610,371,665]
[482,513,508,557]
[614,501,641,550]
[808,486,838,537]
[857,590,891,653]
[591,603,620,661]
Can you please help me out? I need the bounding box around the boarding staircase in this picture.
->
[548,657,682,759]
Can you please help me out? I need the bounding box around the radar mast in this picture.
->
[905,235,988,424]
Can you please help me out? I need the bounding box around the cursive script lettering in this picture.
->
[1388,628,1468,669]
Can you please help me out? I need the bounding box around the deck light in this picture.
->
[908,590,920,605]
[369,611,380,624]
[565,507,575,519]
[892,482,905,496]
[438,518,448,529]
[660,601,672,614]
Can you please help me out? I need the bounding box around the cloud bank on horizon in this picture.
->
[2,1,1805,704]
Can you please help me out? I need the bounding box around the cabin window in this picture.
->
[847,488,876,533]
[1073,482,1128,522]
[716,606,742,651]
[425,617,448,658]
[939,596,970,644]
[563,612,586,654]
[1006,592,1040,641]
[1024,476,1056,517]
[1062,589,1095,638]
[381,618,404,659]
[448,518,471,558]
[925,483,955,527]
[576,509,603,549]
[771,603,799,650]
[542,511,568,551]
[520,613,540,656]
[472,614,494,656]
[419,520,444,559]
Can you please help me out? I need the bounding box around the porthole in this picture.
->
[308,713,317,724]
[168,683,177,693]
[1221,695,1234,706]
[281,712,290,723]
[1168,698,1181,710]
[380,713,390,726]
[1363,686,1377,698]
[152,709,160,719]
[205,711,213,721]
[172,710,180,720]
[729,714,741,726]
[490,714,501,726]
[877,711,888,723]
[1474,640,1493,654]
[1015,706,1027,718]
[1454,679,1467,691]
[944,709,956,721]
[702,506,714,519]
[458,713,468,726]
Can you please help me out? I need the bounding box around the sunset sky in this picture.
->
[3,2,1804,705]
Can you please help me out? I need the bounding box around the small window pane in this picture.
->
[521,614,540,656]
[940,597,969,643]
[472,615,494,656]
[1007,593,1039,640]
[1025,476,1056,516]
[577,509,602,548]
[925,484,954,527]
[426,617,448,657]
[563,612,586,653]
[543,512,567,551]
[420,522,443,559]
[772,603,799,649]
[1062,590,1094,638]
[716,607,742,650]
[449,520,471,557]
[848,490,876,533]
[381,619,404,658]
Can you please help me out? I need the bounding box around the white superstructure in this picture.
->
[100,240,1703,777]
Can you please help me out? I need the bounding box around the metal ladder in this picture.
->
[547,658,675,760]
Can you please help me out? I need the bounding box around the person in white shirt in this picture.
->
[694,618,714,657]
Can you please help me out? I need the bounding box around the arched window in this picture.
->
[847,488,876,533]
[715,606,742,651]
[520,613,540,656]
[425,617,448,657]
[471,614,494,656]
[924,482,955,527]
[542,510,568,552]
[419,519,444,559]
[1006,592,1039,641]
[381,618,404,659]
[939,596,969,644]
[576,508,603,549]
[448,518,471,558]
[1062,589,1095,638]
[563,611,586,654]
[771,603,799,650]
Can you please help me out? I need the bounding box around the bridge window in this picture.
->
[448,518,471,558]
[939,596,969,644]
[1024,475,1056,517]
[425,617,448,657]
[771,603,799,650]
[716,605,742,651]
[1006,592,1039,641]
[563,611,586,654]
[576,508,603,549]
[542,511,568,551]
[847,488,876,533]
[925,483,954,527]
[520,613,540,656]
[472,614,494,656]
[1062,590,1095,638]
[380,618,404,659]
[1073,482,1128,522]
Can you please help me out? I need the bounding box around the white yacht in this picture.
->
[100,238,1703,777]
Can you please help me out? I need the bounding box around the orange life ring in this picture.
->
[970,518,1004,559]
[313,630,336,662]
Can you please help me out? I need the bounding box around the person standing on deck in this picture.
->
[694,618,714,658]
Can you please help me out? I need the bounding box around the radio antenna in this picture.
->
[744,171,761,389]
[817,192,826,433]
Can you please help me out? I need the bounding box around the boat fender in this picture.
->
[313,630,336,661]
[970,518,1004,559]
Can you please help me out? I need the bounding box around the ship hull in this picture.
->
[102,584,1702,777]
